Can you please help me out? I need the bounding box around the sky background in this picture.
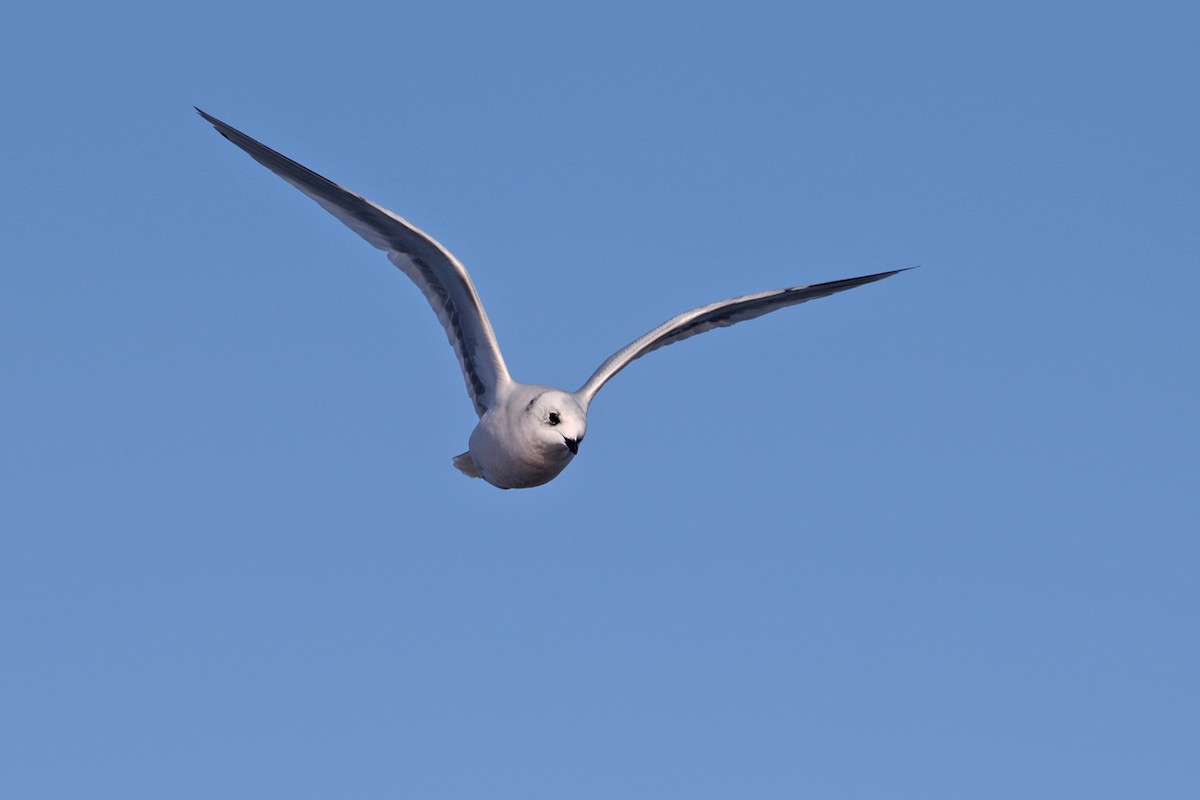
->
[2,2,1197,798]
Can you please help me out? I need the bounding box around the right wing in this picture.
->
[573,268,909,409]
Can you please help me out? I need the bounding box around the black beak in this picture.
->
[563,437,579,455]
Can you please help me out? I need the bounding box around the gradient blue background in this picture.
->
[3,2,1197,797]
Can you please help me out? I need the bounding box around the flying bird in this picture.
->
[197,109,908,489]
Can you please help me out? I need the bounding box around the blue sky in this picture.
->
[2,2,1197,798]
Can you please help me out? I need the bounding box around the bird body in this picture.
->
[198,109,908,489]
[461,385,586,488]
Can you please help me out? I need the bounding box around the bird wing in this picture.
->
[573,268,909,408]
[197,109,510,418]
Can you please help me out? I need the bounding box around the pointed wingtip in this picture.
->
[195,107,222,133]
[835,265,916,289]
[194,108,244,146]
[855,265,919,285]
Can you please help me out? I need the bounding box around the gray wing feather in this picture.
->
[573,269,909,407]
[197,109,510,417]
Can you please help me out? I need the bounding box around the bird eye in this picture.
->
[548,412,561,426]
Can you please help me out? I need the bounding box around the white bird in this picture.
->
[198,109,909,489]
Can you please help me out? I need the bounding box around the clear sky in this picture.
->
[2,2,1197,798]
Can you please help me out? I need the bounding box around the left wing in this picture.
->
[197,109,511,417]
[572,268,909,409]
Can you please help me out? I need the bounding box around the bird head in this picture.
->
[525,390,586,458]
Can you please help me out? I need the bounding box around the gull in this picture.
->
[197,109,909,489]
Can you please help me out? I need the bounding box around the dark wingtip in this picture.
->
[194,108,245,146]
[873,265,919,279]
[194,107,222,134]
[831,265,915,289]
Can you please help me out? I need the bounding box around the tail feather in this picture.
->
[452,451,483,479]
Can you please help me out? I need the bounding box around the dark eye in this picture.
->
[548,412,561,426]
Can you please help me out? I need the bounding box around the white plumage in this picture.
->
[198,109,908,489]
